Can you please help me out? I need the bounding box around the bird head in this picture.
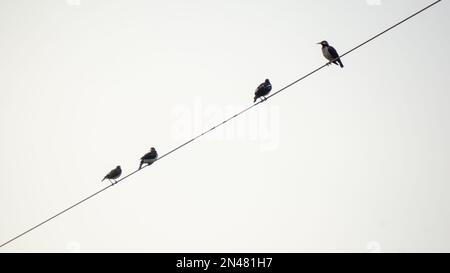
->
[117,165,121,170]
[317,40,329,46]
[265,79,270,84]
[151,147,155,151]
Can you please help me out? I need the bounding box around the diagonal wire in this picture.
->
[0,0,441,249]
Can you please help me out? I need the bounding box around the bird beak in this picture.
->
[316,42,321,45]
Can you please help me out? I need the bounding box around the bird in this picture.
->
[139,147,158,169]
[102,165,122,185]
[254,79,272,103]
[317,40,344,68]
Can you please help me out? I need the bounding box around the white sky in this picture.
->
[0,0,449,252]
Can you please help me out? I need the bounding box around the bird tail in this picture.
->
[102,176,106,182]
[338,59,344,68]
[254,96,257,103]
[139,161,143,170]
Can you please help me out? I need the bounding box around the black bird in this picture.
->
[317,40,344,68]
[254,79,272,103]
[102,165,122,185]
[139,147,158,169]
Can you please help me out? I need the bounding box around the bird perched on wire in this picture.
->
[317,40,344,68]
[139,147,158,170]
[254,79,272,103]
[102,166,122,185]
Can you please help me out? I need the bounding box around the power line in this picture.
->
[0,0,441,249]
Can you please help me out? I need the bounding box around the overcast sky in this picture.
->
[0,0,449,252]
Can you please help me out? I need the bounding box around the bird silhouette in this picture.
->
[254,79,272,103]
[102,165,122,185]
[317,40,344,68]
[139,147,158,170]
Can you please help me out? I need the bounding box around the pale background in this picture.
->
[0,0,449,252]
